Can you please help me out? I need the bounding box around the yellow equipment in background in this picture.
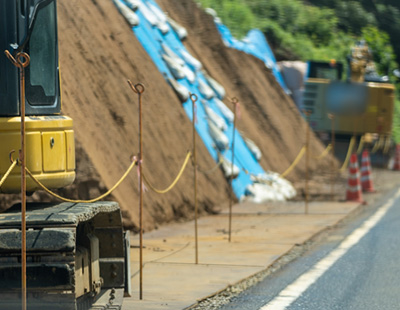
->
[304,75,395,136]
[303,43,395,139]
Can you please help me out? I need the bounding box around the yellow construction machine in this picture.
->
[0,0,129,309]
[303,43,395,141]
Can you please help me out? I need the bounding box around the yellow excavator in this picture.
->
[303,42,395,141]
[0,0,129,309]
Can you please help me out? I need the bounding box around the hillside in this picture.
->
[16,0,333,231]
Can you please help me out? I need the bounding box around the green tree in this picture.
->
[361,26,397,77]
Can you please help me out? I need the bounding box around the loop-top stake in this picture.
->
[303,109,312,215]
[189,93,199,264]
[328,113,336,201]
[4,50,30,68]
[128,79,145,300]
[5,49,30,310]
[228,97,239,242]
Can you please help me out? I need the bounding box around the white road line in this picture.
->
[260,188,400,310]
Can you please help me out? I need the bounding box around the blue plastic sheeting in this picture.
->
[115,0,267,199]
[215,22,290,95]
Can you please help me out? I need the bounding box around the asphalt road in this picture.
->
[219,187,400,310]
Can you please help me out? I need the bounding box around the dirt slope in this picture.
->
[5,0,334,231]
[56,0,231,230]
[158,0,332,180]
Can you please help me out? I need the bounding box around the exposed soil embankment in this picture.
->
[0,0,336,230]
[158,1,333,182]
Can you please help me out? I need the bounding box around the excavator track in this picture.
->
[0,201,126,310]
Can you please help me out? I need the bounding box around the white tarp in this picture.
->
[278,61,307,108]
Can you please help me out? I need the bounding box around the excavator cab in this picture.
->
[0,0,60,115]
[0,1,128,308]
[0,0,75,193]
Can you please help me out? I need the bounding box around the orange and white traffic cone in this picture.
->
[393,145,400,171]
[360,150,375,193]
[346,153,364,203]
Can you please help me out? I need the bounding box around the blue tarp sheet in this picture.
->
[114,0,267,199]
[215,23,290,94]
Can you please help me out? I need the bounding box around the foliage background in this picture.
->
[197,0,400,142]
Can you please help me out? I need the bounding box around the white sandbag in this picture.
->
[167,78,189,103]
[203,72,225,99]
[242,135,262,161]
[161,43,185,66]
[219,154,240,179]
[167,16,188,40]
[146,3,169,34]
[157,22,170,34]
[182,65,196,84]
[208,120,229,151]
[180,50,202,71]
[138,1,158,26]
[205,8,218,18]
[250,172,296,200]
[113,0,139,27]
[162,54,185,80]
[214,98,234,123]
[125,0,140,10]
[244,183,279,203]
[203,103,227,131]
[148,3,167,23]
[198,79,215,99]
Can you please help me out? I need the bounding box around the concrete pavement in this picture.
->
[122,200,362,310]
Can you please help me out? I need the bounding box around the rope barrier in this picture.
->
[197,157,224,175]
[340,135,356,172]
[313,144,332,160]
[142,151,192,194]
[25,159,138,203]
[280,146,306,178]
[0,160,18,188]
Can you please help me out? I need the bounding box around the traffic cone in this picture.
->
[393,145,400,171]
[360,150,375,193]
[346,153,364,203]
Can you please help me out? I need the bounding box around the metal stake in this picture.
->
[228,98,238,242]
[329,114,335,201]
[128,81,145,300]
[190,94,199,264]
[5,50,30,310]
[304,110,311,215]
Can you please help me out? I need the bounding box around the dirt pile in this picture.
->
[158,1,333,179]
[1,0,335,230]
